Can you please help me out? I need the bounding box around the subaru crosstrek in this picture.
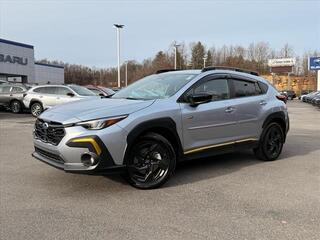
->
[32,67,289,189]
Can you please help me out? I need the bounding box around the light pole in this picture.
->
[125,61,128,87]
[203,57,207,68]
[114,24,124,88]
[173,43,180,70]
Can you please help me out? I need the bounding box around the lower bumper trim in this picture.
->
[32,151,126,175]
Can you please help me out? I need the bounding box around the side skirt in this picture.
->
[181,139,259,161]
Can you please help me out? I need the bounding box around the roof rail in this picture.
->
[201,66,259,76]
[155,69,177,74]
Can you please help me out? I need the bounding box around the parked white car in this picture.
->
[23,84,97,117]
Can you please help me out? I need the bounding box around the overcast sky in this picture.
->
[0,0,319,68]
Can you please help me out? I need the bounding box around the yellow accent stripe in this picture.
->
[72,138,102,155]
[184,138,258,155]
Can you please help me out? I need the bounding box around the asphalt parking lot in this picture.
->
[0,101,319,240]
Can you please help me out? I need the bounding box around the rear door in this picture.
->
[180,74,238,153]
[34,87,58,108]
[11,86,25,100]
[229,75,266,140]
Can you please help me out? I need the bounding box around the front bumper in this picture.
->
[32,150,125,174]
[32,124,127,175]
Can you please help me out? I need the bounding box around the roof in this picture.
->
[35,62,64,69]
[0,38,34,49]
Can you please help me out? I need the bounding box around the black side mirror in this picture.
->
[98,93,105,97]
[187,93,212,107]
[67,92,75,97]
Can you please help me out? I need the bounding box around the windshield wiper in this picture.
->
[125,97,145,100]
[101,94,114,98]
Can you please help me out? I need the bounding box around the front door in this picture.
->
[180,75,237,153]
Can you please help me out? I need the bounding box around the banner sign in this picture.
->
[268,58,295,67]
[309,57,320,70]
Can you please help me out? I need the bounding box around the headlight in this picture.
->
[76,115,128,130]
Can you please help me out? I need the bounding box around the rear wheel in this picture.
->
[30,102,43,117]
[254,122,284,161]
[125,133,176,189]
[10,100,22,113]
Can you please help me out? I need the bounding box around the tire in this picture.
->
[254,122,284,161]
[124,132,176,189]
[10,100,22,113]
[30,102,43,117]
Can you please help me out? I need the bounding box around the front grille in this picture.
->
[35,147,65,163]
[34,119,65,146]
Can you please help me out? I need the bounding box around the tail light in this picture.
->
[276,95,287,103]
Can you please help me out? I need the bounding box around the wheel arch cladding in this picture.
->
[262,112,287,142]
[30,99,42,106]
[125,118,184,163]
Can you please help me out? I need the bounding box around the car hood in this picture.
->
[39,98,155,124]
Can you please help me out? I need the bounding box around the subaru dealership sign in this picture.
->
[268,58,295,67]
[309,57,320,70]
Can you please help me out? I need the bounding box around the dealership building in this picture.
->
[0,38,64,85]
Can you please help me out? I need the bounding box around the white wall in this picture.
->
[34,64,64,85]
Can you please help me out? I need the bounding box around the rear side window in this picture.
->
[232,79,260,97]
[258,82,268,94]
[33,87,45,93]
[33,87,55,94]
[11,87,24,92]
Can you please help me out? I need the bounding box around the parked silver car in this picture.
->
[32,68,289,189]
[0,84,29,113]
[23,84,97,117]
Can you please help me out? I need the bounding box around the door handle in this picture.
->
[225,107,235,113]
[259,100,267,106]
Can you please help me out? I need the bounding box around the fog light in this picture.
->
[81,152,98,167]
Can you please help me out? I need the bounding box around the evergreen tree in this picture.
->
[191,41,205,69]
[206,50,213,67]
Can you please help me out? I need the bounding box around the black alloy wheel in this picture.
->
[125,133,176,189]
[30,102,43,117]
[254,123,284,161]
[10,100,22,113]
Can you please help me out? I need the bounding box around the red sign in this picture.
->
[270,66,293,73]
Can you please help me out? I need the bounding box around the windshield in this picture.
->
[69,85,96,96]
[112,73,196,100]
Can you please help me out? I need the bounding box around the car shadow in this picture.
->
[105,127,320,188]
[166,150,261,188]
[105,150,262,189]
[35,129,319,194]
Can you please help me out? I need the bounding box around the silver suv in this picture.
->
[0,84,29,113]
[23,84,97,117]
[32,68,289,189]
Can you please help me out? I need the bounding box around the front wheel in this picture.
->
[30,102,43,117]
[125,133,176,189]
[254,122,284,161]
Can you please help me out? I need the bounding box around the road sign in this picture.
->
[309,57,320,70]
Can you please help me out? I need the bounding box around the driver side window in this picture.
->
[188,79,230,101]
